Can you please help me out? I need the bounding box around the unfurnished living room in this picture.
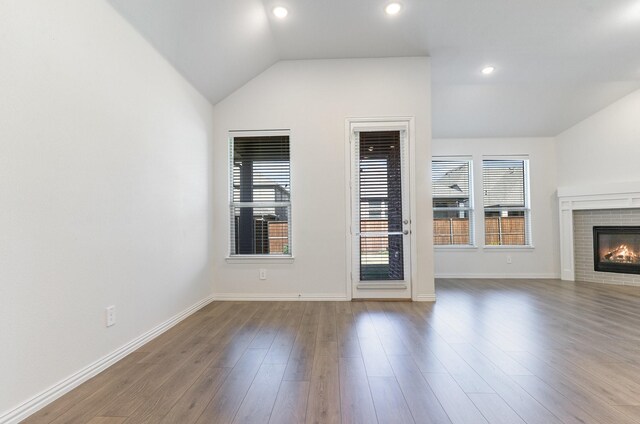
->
[3,0,640,423]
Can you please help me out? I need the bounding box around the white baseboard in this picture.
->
[435,273,560,279]
[0,295,215,424]
[415,294,437,302]
[213,293,348,301]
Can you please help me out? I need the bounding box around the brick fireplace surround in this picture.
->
[558,183,640,286]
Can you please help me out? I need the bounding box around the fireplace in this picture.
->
[593,226,640,275]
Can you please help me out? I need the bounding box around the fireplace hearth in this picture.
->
[593,226,640,275]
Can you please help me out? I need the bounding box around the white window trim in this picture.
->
[227,129,293,260]
[225,255,295,264]
[432,156,476,248]
[435,245,479,251]
[482,245,535,251]
[481,156,533,248]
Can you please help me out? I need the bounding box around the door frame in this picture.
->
[344,117,418,300]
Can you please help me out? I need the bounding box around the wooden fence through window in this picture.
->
[434,216,525,246]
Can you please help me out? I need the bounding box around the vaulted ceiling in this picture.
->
[108,0,640,138]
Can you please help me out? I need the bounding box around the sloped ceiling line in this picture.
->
[108,0,640,138]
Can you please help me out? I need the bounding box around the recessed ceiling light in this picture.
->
[385,2,402,15]
[481,66,495,75]
[273,6,288,18]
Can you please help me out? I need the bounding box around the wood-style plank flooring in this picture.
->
[23,278,640,423]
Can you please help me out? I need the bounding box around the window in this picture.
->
[432,158,474,246]
[229,132,291,256]
[482,158,531,246]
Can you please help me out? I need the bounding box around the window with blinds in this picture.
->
[229,132,291,256]
[482,158,531,246]
[432,159,474,246]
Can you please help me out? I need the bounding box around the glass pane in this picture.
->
[232,206,290,255]
[432,160,472,246]
[484,210,526,246]
[433,210,471,245]
[482,160,525,208]
[432,160,471,207]
[359,131,404,281]
[598,233,640,264]
[232,136,290,203]
[360,235,404,281]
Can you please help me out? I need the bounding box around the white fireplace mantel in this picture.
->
[558,182,640,281]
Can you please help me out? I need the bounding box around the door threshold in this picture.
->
[351,298,412,302]
[356,283,408,290]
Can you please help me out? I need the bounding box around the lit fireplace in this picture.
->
[602,244,640,263]
[593,226,640,275]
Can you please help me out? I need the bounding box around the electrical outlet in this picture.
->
[259,269,267,280]
[507,255,512,264]
[106,305,116,327]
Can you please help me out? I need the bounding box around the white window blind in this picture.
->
[432,159,474,246]
[482,159,531,246]
[229,133,291,256]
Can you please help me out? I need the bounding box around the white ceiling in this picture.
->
[108,0,640,138]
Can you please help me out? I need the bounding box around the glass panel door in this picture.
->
[359,131,405,280]
[351,126,411,299]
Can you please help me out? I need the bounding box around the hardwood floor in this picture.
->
[23,278,640,424]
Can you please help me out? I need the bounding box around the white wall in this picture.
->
[211,58,433,300]
[0,0,214,418]
[432,138,560,278]
[556,88,640,188]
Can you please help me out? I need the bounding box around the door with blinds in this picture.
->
[350,122,412,299]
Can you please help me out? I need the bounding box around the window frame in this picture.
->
[432,156,476,248]
[227,130,293,261]
[481,156,533,248]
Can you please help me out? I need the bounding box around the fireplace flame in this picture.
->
[604,244,640,263]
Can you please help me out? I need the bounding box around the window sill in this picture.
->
[482,245,535,251]
[434,245,478,251]
[225,256,295,264]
